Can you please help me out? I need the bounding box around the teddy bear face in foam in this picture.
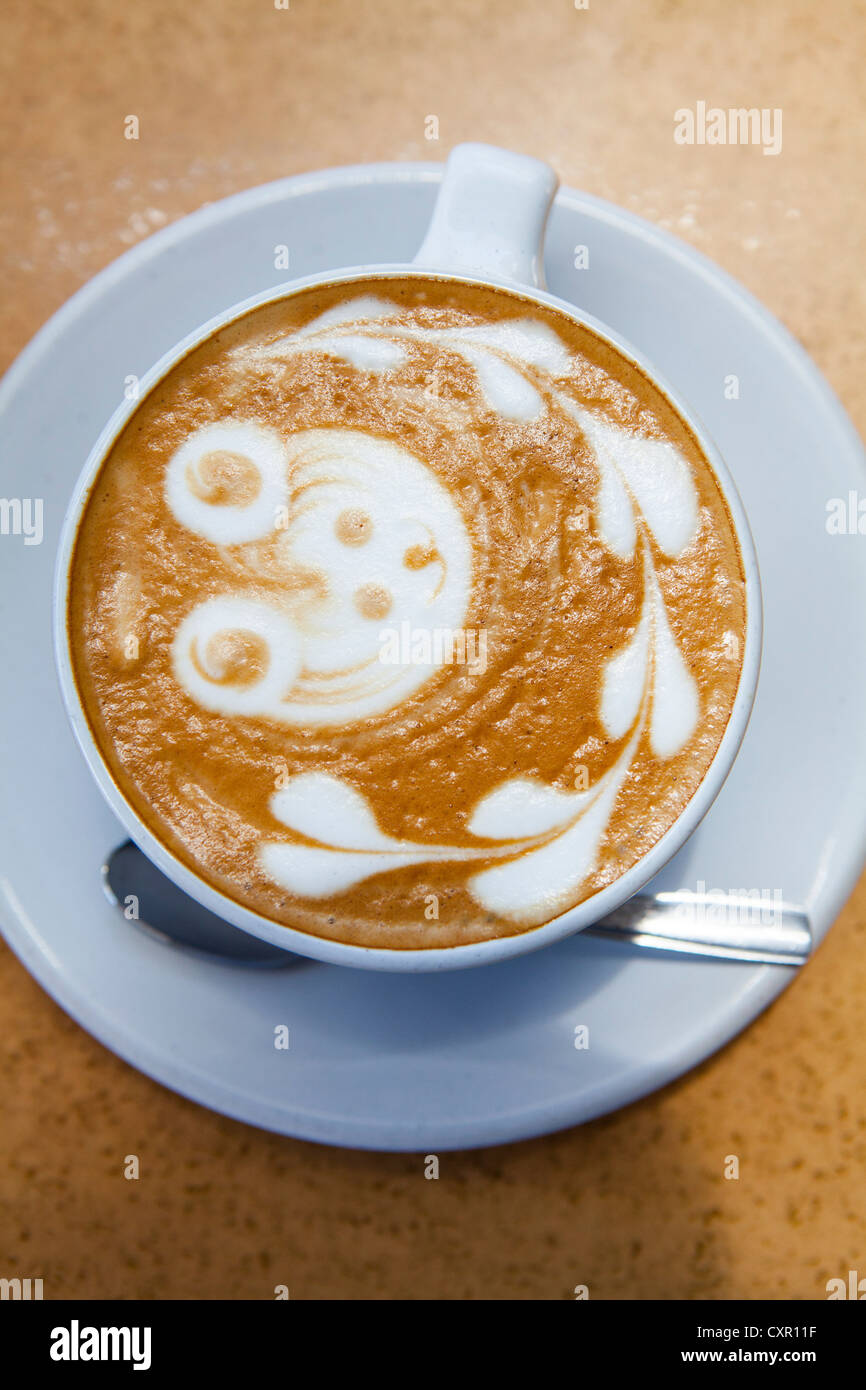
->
[167,422,473,726]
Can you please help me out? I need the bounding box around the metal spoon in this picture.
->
[102,841,293,967]
[103,840,812,968]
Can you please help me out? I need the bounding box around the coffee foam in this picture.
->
[68,276,746,948]
[166,421,289,545]
[599,550,699,757]
[169,426,472,723]
[561,400,699,559]
[172,596,303,717]
[254,542,699,922]
[247,297,571,422]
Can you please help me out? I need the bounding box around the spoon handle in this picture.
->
[583,891,812,965]
[105,842,813,968]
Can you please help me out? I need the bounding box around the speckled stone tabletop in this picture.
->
[1,0,864,1300]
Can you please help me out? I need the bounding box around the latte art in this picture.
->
[166,422,288,544]
[68,276,746,949]
[169,427,472,723]
[173,597,302,717]
[259,294,572,422]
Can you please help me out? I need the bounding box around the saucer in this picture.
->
[1,162,865,1151]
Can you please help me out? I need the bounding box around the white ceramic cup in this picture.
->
[54,143,762,973]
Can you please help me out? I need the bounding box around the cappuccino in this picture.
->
[67,277,746,948]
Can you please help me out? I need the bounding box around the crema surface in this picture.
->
[68,277,747,948]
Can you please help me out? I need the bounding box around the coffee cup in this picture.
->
[54,143,762,972]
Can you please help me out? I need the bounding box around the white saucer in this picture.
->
[1,162,865,1151]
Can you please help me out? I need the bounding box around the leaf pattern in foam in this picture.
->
[646,571,699,758]
[588,417,699,558]
[468,777,594,841]
[259,843,436,899]
[458,346,544,422]
[558,399,699,560]
[260,772,514,900]
[269,773,403,851]
[595,450,637,559]
[294,296,402,336]
[304,334,408,372]
[600,600,651,742]
[600,558,699,756]
[445,318,572,374]
[468,729,639,923]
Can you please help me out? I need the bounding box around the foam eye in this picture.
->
[166,422,288,544]
[334,508,372,546]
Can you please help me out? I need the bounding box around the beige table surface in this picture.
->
[1,0,864,1300]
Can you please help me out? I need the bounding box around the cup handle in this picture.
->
[413,142,558,289]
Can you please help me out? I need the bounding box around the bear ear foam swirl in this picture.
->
[171,596,303,718]
[165,422,288,545]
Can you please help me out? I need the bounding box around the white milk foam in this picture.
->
[161,294,708,921]
[165,421,289,545]
[170,427,472,724]
[248,297,570,422]
[173,596,302,717]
